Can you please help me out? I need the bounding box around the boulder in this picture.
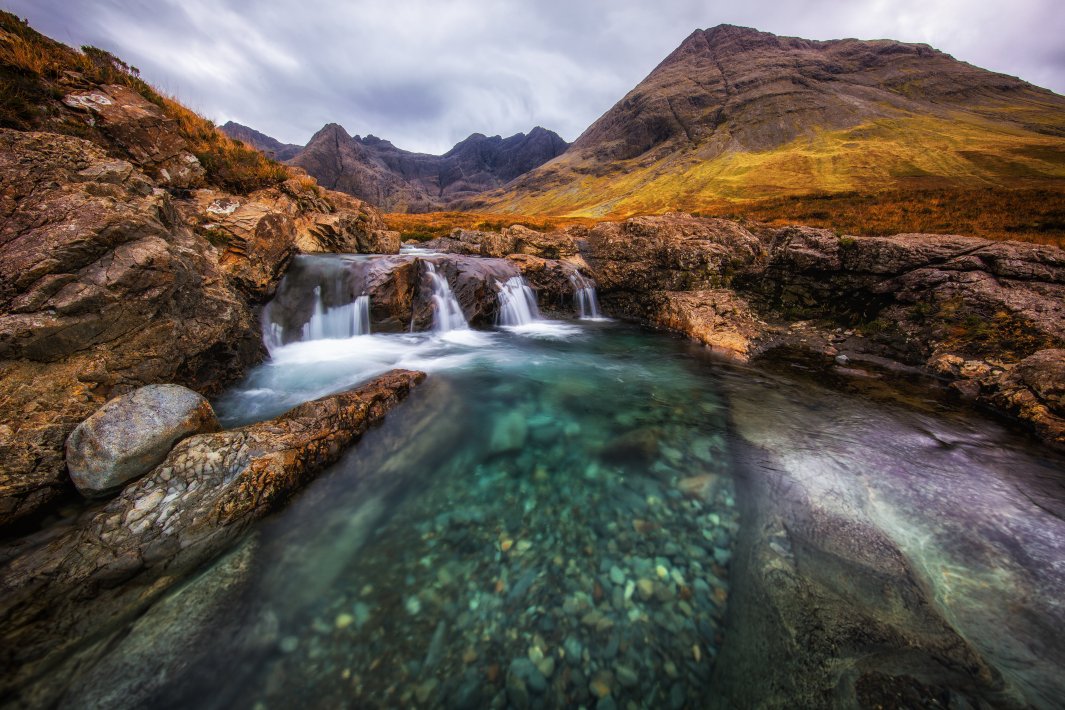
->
[66,384,220,497]
[0,129,259,528]
[983,349,1065,450]
[175,180,400,299]
[0,369,425,701]
[647,290,764,361]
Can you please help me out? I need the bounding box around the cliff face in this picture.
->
[0,14,400,529]
[477,24,1065,216]
[223,121,569,212]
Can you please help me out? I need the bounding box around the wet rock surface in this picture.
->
[713,361,1065,708]
[66,384,220,497]
[421,214,1065,449]
[0,369,424,704]
[0,129,257,527]
[262,252,541,341]
[0,121,399,527]
[176,179,400,298]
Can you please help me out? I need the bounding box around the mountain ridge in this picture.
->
[468,23,1065,217]
[221,120,569,212]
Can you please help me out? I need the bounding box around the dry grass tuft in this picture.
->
[383,212,596,242]
[0,11,289,194]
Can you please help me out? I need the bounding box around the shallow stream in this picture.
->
[35,255,1065,708]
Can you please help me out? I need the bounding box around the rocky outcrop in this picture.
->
[286,122,568,212]
[980,349,1065,450]
[0,129,259,527]
[62,83,206,189]
[175,178,400,298]
[0,121,399,528]
[0,369,424,700]
[416,214,1065,448]
[263,253,530,339]
[646,290,764,360]
[66,384,219,497]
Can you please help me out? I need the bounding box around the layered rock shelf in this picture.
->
[420,215,1065,450]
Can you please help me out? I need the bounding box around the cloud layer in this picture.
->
[7,0,1064,153]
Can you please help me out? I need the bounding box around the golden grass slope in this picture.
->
[485,112,1065,220]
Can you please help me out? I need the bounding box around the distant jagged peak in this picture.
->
[309,122,352,143]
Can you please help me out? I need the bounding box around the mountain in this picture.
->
[223,121,568,212]
[221,121,302,160]
[473,24,1065,217]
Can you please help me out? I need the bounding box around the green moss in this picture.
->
[203,227,232,248]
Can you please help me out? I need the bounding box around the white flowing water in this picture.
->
[570,271,603,319]
[496,276,541,326]
[301,289,371,341]
[425,262,468,333]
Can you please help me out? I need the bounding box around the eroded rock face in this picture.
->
[62,83,205,189]
[0,111,400,526]
[175,179,400,299]
[0,129,260,527]
[982,349,1065,450]
[262,253,528,340]
[424,214,1064,447]
[0,369,425,699]
[646,290,764,360]
[66,384,220,497]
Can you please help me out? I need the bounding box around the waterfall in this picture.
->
[300,287,371,341]
[497,276,541,326]
[426,262,468,332]
[570,272,602,319]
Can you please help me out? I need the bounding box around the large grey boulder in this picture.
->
[65,385,220,497]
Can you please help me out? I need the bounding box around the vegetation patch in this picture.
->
[0,11,289,194]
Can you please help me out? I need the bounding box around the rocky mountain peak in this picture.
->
[479,24,1065,216]
[310,122,352,143]
[287,123,568,211]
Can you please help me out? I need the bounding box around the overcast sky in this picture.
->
[7,0,1064,153]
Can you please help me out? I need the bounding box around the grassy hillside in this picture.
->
[484,112,1065,224]
[0,11,287,193]
[388,181,1065,249]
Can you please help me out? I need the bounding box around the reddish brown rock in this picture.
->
[176,178,400,299]
[0,369,425,699]
[983,350,1065,450]
[647,290,764,361]
[63,83,205,189]
[0,129,261,527]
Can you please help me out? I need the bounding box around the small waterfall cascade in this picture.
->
[426,262,468,332]
[261,255,377,352]
[497,276,541,326]
[300,287,371,341]
[570,272,602,319]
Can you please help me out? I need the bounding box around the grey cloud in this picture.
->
[5,0,1064,153]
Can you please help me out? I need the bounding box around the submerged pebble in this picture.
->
[206,324,740,707]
